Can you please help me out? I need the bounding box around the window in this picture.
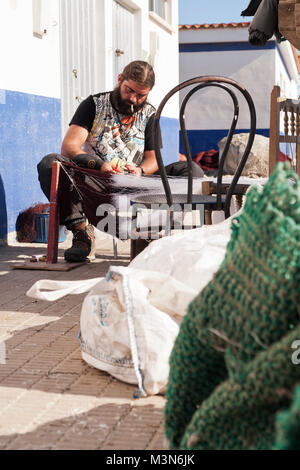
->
[149,0,175,33]
[32,0,50,39]
[149,0,167,21]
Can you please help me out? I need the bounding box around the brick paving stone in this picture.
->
[6,417,74,450]
[43,320,80,334]
[51,350,88,375]
[69,374,112,397]
[54,403,132,450]
[2,297,38,312]
[31,374,78,393]
[0,311,35,327]
[54,435,106,451]
[0,410,36,435]
[0,360,29,379]
[102,380,137,399]
[0,373,39,388]
[13,316,61,331]
[0,287,35,307]
[0,387,25,408]
[147,423,169,450]
[8,328,51,352]
[0,435,17,450]
[0,327,10,339]
[7,440,52,451]
[2,330,40,349]
[0,241,167,450]
[17,301,51,314]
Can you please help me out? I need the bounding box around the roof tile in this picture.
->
[179,22,250,30]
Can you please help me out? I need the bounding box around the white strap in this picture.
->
[122,273,147,398]
[26,277,103,301]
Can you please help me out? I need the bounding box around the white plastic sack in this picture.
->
[27,215,233,395]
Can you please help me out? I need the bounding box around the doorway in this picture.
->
[113,1,134,80]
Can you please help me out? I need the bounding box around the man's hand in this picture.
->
[100,162,117,174]
[100,161,143,175]
[125,163,142,176]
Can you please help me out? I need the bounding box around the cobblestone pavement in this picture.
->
[0,235,167,450]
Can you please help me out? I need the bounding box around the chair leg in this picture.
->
[113,237,118,259]
[46,162,61,264]
[204,210,212,225]
[235,194,244,210]
[269,85,280,176]
[130,238,149,261]
[130,239,136,261]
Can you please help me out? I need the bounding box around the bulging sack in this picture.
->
[27,214,235,396]
[78,266,192,396]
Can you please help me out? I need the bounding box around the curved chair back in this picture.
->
[154,76,256,217]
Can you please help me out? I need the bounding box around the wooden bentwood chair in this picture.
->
[130,76,256,259]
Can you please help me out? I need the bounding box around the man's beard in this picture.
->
[111,86,146,115]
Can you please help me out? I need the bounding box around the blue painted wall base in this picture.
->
[0,174,7,243]
[0,89,61,242]
[179,128,270,157]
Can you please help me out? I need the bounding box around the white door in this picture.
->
[59,0,100,136]
[113,0,134,80]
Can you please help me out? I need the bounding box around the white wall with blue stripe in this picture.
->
[0,90,61,242]
[0,0,181,243]
[0,0,61,244]
[179,27,299,156]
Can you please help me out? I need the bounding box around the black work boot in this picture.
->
[64,224,96,262]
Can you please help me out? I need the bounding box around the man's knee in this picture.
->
[164,161,204,177]
[191,161,204,177]
[37,153,65,200]
[37,153,62,174]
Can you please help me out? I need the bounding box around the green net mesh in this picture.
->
[273,385,300,450]
[165,163,300,450]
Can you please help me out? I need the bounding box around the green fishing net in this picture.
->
[273,385,300,450]
[165,163,300,450]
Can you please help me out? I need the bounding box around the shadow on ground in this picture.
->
[0,242,134,398]
[0,403,167,450]
[0,241,167,450]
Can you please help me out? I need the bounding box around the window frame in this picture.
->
[148,0,175,33]
[149,0,167,21]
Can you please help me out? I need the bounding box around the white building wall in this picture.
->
[275,43,298,99]
[0,0,62,242]
[148,3,179,117]
[60,0,179,132]
[84,0,149,92]
[179,48,275,131]
[58,0,179,166]
[179,27,249,44]
[109,0,179,115]
[109,0,179,118]
[0,0,61,98]
[179,28,278,131]
[179,28,299,132]
[0,0,179,243]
